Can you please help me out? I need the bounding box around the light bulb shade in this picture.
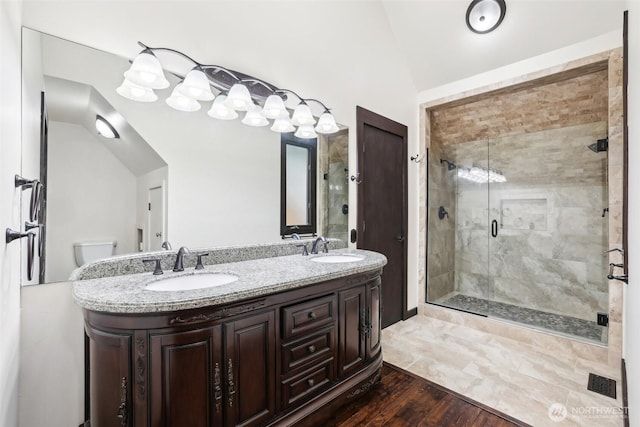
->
[95,115,119,139]
[261,94,288,119]
[225,83,253,111]
[123,51,170,89]
[207,95,239,120]
[270,117,295,133]
[294,125,318,139]
[291,103,316,126]
[466,0,506,34]
[177,68,215,101]
[242,105,269,127]
[116,78,158,102]
[166,84,201,112]
[314,112,339,134]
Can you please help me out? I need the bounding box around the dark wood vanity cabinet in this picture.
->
[83,270,383,427]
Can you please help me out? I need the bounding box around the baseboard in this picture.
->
[404,307,417,319]
[622,358,629,427]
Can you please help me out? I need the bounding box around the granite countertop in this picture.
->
[73,249,387,314]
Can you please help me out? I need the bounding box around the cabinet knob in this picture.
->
[307,379,315,387]
[308,311,316,320]
[307,345,316,354]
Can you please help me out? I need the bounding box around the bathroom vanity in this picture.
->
[73,246,386,427]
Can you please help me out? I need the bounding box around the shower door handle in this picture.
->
[491,220,498,238]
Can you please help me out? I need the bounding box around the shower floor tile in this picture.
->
[437,294,605,343]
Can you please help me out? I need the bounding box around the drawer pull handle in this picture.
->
[214,363,222,413]
[308,345,316,354]
[307,379,315,387]
[308,311,316,320]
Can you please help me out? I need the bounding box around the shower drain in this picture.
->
[587,373,616,399]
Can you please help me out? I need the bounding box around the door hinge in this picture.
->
[148,203,151,211]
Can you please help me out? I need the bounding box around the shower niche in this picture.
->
[425,63,616,344]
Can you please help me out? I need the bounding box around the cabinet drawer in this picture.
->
[281,328,335,374]
[281,359,335,409]
[282,295,336,339]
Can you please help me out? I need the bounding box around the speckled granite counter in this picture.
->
[71,238,347,280]
[73,248,386,314]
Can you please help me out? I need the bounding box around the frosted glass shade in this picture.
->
[270,117,295,133]
[294,125,318,139]
[178,68,214,101]
[314,112,339,134]
[242,106,269,127]
[123,52,170,89]
[207,95,239,120]
[261,95,288,119]
[116,78,158,102]
[225,83,253,111]
[166,84,201,112]
[291,103,316,126]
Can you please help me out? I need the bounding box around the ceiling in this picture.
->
[381,0,627,92]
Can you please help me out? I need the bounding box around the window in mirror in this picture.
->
[281,133,317,236]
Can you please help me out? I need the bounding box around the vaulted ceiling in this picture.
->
[381,0,627,92]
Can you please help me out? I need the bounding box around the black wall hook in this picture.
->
[15,174,38,189]
[6,228,34,244]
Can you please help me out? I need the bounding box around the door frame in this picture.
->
[356,106,410,321]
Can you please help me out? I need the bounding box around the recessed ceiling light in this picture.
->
[466,0,506,34]
[95,115,120,139]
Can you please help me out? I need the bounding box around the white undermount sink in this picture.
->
[309,254,365,264]
[145,273,238,291]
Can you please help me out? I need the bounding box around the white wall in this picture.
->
[0,1,23,426]
[624,2,638,424]
[19,282,84,427]
[46,121,137,282]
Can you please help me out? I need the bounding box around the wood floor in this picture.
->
[325,363,529,427]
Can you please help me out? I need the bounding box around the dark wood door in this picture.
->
[225,311,276,427]
[338,286,366,376]
[86,327,131,427]
[149,326,221,427]
[356,106,408,328]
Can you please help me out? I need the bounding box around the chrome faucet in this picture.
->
[173,246,190,272]
[161,241,172,250]
[310,236,328,254]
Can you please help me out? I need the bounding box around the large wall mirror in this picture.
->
[21,28,349,284]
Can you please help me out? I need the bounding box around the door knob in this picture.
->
[155,232,162,237]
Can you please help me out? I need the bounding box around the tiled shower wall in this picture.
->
[426,142,457,301]
[452,123,609,322]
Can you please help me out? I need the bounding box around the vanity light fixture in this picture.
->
[466,0,506,34]
[95,115,120,139]
[117,42,340,138]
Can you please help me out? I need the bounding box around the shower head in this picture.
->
[440,159,456,170]
[588,138,608,153]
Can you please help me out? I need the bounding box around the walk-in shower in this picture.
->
[426,124,610,343]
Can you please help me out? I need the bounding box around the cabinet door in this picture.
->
[86,327,131,427]
[338,286,366,377]
[367,278,382,359]
[149,326,222,427]
[224,311,276,427]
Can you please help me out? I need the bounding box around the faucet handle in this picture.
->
[142,258,163,275]
[295,243,309,256]
[195,253,209,270]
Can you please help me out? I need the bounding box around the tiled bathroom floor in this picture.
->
[436,294,606,343]
[381,312,626,427]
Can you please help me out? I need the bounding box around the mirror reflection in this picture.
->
[21,28,349,284]
[281,133,317,236]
